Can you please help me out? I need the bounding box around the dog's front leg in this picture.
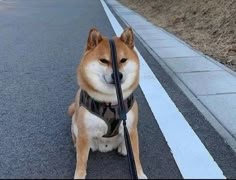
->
[74,135,90,179]
[130,128,147,179]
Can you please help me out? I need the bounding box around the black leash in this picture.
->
[109,39,138,179]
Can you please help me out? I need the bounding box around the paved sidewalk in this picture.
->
[106,0,236,151]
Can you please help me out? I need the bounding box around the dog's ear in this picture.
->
[86,28,102,51]
[120,27,134,49]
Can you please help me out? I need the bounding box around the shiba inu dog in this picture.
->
[68,27,147,179]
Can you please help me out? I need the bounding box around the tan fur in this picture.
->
[68,102,75,117]
[129,100,146,178]
[74,106,90,179]
[68,28,146,179]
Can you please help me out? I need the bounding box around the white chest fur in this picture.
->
[73,108,135,153]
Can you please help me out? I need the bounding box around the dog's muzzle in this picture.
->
[111,72,123,84]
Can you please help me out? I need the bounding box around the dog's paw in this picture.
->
[74,171,86,179]
[138,172,148,179]
[117,143,127,156]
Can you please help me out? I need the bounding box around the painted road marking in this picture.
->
[100,0,225,178]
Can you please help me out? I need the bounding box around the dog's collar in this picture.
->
[79,90,135,138]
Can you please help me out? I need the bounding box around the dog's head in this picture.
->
[78,28,139,103]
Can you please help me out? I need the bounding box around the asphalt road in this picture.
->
[0,0,236,179]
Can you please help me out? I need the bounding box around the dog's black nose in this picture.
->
[111,72,123,82]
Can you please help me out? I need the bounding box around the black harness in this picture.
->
[79,90,134,138]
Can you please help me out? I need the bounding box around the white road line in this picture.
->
[100,0,225,179]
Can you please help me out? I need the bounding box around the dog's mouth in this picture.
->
[109,81,115,85]
[103,76,124,85]
[107,80,124,85]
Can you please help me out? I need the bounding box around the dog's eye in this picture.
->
[120,58,128,64]
[99,59,109,64]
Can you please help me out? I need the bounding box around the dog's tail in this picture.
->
[68,102,76,117]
